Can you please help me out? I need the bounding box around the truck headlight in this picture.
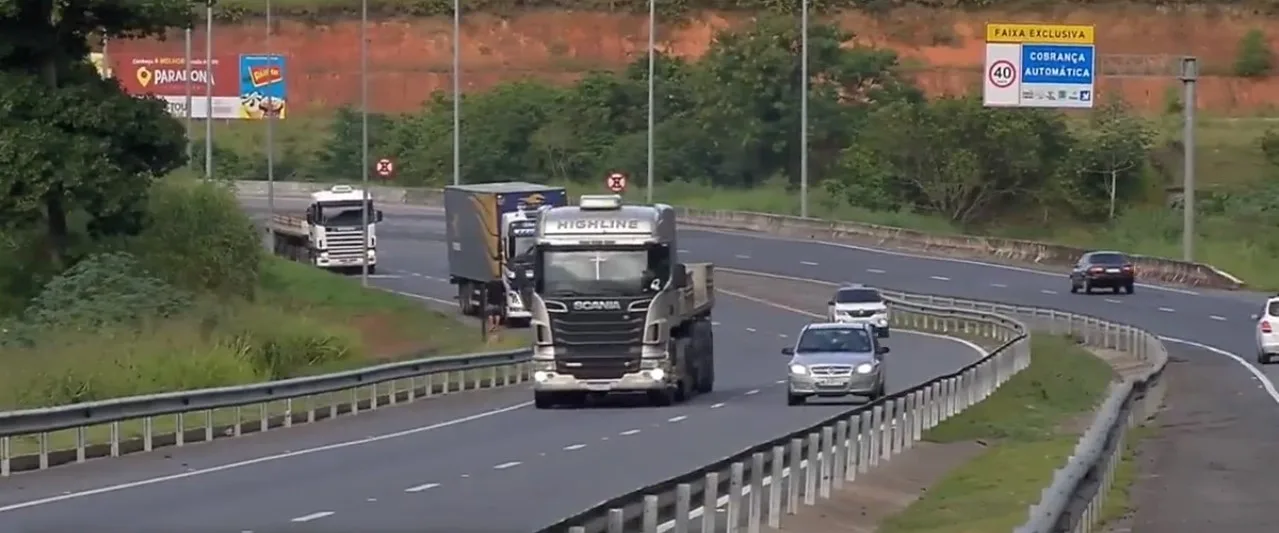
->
[789,364,807,375]
[648,368,665,381]
[856,363,875,374]
[532,360,554,372]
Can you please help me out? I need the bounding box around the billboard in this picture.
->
[111,53,287,119]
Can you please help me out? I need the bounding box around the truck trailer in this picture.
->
[269,185,382,274]
[443,182,567,326]
[526,194,715,408]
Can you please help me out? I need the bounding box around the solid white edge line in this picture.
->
[1160,337,1279,404]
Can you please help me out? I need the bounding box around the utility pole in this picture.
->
[204,0,214,179]
[452,0,461,186]
[646,0,655,204]
[799,0,809,218]
[266,0,277,251]
[360,0,371,286]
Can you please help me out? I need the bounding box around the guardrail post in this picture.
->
[869,406,883,468]
[728,461,745,532]
[675,483,692,533]
[143,417,154,451]
[1,436,9,477]
[704,471,720,531]
[804,432,819,505]
[607,508,624,533]
[819,426,833,499]
[845,415,859,482]
[204,410,214,442]
[833,420,848,489]
[425,373,434,397]
[37,432,47,470]
[569,527,586,533]
[643,494,659,533]
[786,438,801,513]
[892,397,906,456]
[259,403,269,433]
[905,392,918,450]
[880,402,893,462]
[749,452,764,533]
[768,445,783,528]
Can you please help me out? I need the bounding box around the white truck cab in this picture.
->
[270,185,382,274]
[499,208,539,324]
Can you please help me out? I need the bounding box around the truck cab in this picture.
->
[499,207,540,325]
[527,195,715,408]
[271,185,382,274]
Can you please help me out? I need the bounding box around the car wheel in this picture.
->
[1259,352,1271,365]
[1125,283,1135,294]
[1069,282,1078,294]
[787,393,806,406]
[1083,280,1092,294]
[1112,285,1121,294]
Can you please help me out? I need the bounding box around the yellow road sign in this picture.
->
[986,23,1095,44]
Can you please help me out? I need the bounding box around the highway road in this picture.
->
[0,199,984,532]
[242,198,1279,531]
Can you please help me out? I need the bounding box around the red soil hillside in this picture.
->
[107,7,1279,114]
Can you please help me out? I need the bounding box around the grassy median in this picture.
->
[878,335,1117,533]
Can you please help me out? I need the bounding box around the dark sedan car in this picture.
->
[1069,251,1135,294]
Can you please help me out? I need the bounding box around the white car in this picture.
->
[826,284,890,338]
[1254,296,1279,364]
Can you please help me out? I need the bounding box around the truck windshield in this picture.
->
[541,249,653,296]
[507,235,537,260]
[316,200,374,227]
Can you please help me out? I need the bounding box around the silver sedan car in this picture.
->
[784,322,888,405]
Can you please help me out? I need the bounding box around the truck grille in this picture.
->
[547,311,645,346]
[556,356,638,379]
[324,229,367,259]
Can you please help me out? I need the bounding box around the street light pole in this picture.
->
[266,0,276,251]
[452,0,461,186]
[360,0,371,286]
[184,28,193,166]
[646,0,655,204]
[799,0,809,219]
[204,1,213,179]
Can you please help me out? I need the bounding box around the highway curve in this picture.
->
[0,199,984,532]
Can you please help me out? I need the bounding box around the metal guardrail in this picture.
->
[535,292,1168,533]
[0,349,533,476]
[231,180,1244,289]
[536,292,1032,533]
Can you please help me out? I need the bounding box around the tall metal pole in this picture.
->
[184,28,193,166]
[452,0,461,186]
[360,0,371,286]
[266,0,276,251]
[646,0,655,204]
[1180,57,1198,262]
[799,0,809,218]
[204,2,213,179]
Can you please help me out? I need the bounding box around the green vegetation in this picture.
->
[1234,29,1274,78]
[878,335,1116,533]
[0,1,504,410]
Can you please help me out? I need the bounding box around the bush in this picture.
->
[1234,29,1273,78]
[130,178,262,298]
[207,302,365,379]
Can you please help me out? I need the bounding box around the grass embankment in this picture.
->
[878,335,1140,533]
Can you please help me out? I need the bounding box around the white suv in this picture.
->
[1254,297,1279,364]
[826,284,890,338]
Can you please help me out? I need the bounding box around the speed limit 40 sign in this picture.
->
[988,60,1016,89]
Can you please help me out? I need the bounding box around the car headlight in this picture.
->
[855,363,875,374]
[789,364,808,375]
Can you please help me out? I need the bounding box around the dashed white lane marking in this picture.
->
[366,497,377,502]
[711,321,721,326]
[1158,307,1176,313]
[930,275,950,281]
[735,254,751,259]
[800,261,819,266]
[1210,315,1227,321]
[1040,289,1057,295]
[991,283,1007,288]
[1104,298,1122,304]
[745,389,760,395]
[404,483,440,493]
[291,512,334,523]
[711,402,726,409]
[0,401,533,513]
[775,379,785,384]
[620,429,641,436]
[866,268,885,274]
[563,443,586,451]
[678,249,689,254]
[668,415,687,423]
[493,461,521,470]
[778,333,788,338]
[746,327,757,332]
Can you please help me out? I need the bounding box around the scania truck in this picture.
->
[443,182,567,326]
[269,185,382,274]
[527,194,716,408]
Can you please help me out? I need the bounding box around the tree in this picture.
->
[1072,100,1154,219]
[0,0,193,268]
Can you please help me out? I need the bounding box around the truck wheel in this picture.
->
[647,389,675,407]
[534,391,557,409]
[367,265,377,275]
[457,284,474,315]
[693,320,715,393]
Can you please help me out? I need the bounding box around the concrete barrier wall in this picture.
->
[233,180,1245,290]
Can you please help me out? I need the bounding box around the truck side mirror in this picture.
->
[376,210,384,222]
[672,264,688,288]
[781,347,794,356]
[827,300,835,306]
[305,206,316,224]
[876,346,890,355]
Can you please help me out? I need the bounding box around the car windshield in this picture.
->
[316,200,374,227]
[1088,253,1128,265]
[834,288,881,303]
[795,328,872,353]
[541,249,651,296]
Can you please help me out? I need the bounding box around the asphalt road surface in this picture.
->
[238,198,1279,531]
[0,199,984,533]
